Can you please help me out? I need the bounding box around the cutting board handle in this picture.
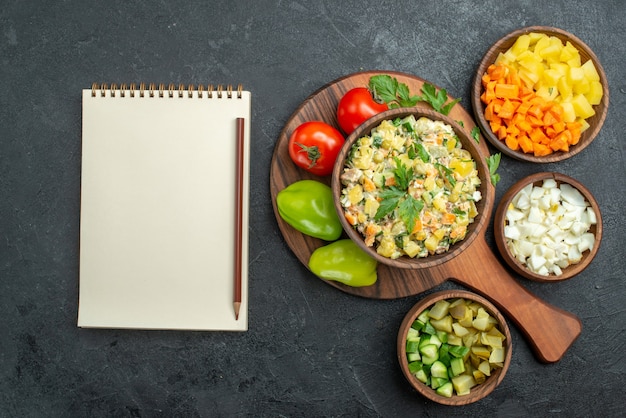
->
[441,235,582,363]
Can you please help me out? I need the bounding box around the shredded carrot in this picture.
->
[385,177,396,187]
[481,63,582,156]
[345,212,357,226]
[441,213,456,225]
[411,219,423,234]
[365,223,378,237]
[362,176,376,192]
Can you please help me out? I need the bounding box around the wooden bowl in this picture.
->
[331,107,492,270]
[471,26,609,163]
[494,172,602,282]
[397,290,512,405]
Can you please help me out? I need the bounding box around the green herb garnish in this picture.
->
[374,157,424,231]
[471,126,481,143]
[452,207,467,216]
[418,83,461,115]
[368,75,460,115]
[486,153,501,186]
[435,162,456,187]
[398,196,424,232]
[369,75,421,108]
[393,157,413,191]
[417,143,430,163]
[372,134,383,148]
[374,187,405,220]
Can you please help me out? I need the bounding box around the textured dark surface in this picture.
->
[1,1,625,417]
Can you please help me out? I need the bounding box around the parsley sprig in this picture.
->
[374,157,424,232]
[486,153,501,186]
[369,75,420,108]
[471,126,481,143]
[418,83,461,115]
[369,75,460,115]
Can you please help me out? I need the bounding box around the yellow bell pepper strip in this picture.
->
[276,180,343,241]
[308,239,378,287]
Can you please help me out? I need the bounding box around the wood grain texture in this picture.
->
[269,71,582,362]
[471,26,610,163]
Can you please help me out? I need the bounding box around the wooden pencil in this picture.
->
[234,117,245,320]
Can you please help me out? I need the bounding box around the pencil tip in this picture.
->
[234,302,241,320]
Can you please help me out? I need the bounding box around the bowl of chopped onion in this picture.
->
[494,172,602,281]
[398,289,512,405]
[472,26,609,163]
[331,107,493,270]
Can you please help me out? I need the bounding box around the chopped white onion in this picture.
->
[505,179,596,276]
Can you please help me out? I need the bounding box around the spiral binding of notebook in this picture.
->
[90,82,244,99]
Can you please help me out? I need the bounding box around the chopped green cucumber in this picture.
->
[411,319,425,331]
[420,344,439,365]
[404,297,508,397]
[430,376,448,390]
[430,361,448,379]
[450,357,465,377]
[428,334,442,348]
[415,369,429,384]
[407,327,420,340]
[436,382,454,398]
[419,343,439,358]
[407,352,421,362]
[417,309,430,324]
[423,321,437,335]
[438,343,451,367]
[408,361,423,374]
[449,345,469,359]
[406,339,420,353]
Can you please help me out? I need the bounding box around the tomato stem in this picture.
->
[295,142,321,168]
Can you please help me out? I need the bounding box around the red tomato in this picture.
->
[288,121,345,176]
[336,87,389,135]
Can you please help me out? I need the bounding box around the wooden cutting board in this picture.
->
[269,71,581,363]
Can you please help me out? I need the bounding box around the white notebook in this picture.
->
[78,83,250,331]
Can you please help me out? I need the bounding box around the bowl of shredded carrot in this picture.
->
[472,26,609,163]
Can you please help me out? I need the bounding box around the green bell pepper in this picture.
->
[308,239,378,287]
[276,180,343,241]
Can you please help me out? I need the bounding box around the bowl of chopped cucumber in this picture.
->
[494,172,602,282]
[398,290,512,405]
[471,26,609,163]
[331,107,492,270]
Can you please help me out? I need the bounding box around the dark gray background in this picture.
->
[1,0,624,416]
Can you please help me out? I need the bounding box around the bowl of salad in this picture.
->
[471,26,609,163]
[398,290,512,405]
[331,107,492,270]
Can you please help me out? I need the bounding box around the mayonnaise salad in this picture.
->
[339,115,482,259]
